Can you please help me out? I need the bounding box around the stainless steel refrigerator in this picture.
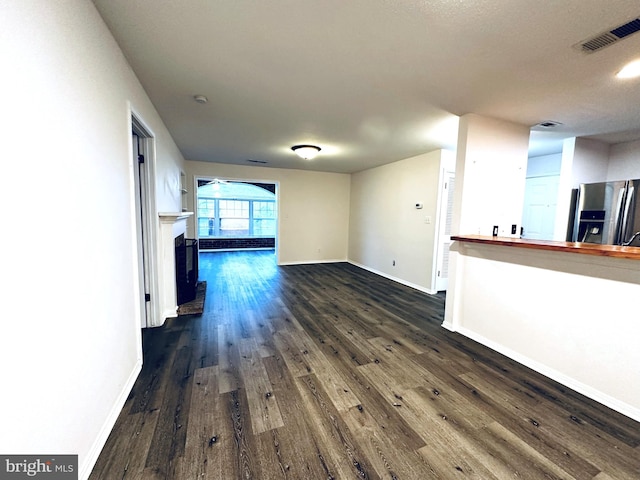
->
[572,179,640,246]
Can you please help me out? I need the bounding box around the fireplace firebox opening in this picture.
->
[174,234,199,305]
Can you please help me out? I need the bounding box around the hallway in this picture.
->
[90,251,640,479]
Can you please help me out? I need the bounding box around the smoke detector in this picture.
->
[193,95,208,104]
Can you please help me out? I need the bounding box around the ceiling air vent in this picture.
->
[533,121,563,129]
[246,159,267,164]
[577,17,640,53]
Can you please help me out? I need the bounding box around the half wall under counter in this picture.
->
[444,235,640,422]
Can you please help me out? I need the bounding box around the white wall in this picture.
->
[453,114,529,237]
[184,161,350,264]
[570,137,610,187]
[0,1,184,478]
[348,150,445,293]
[608,139,640,181]
[526,153,562,177]
[445,114,529,327]
[555,138,578,241]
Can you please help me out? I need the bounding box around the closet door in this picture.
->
[435,171,455,292]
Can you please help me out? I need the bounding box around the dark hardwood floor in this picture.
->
[90,250,640,479]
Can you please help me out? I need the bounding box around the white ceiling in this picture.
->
[93,0,640,173]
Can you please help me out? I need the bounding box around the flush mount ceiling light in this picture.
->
[291,144,321,160]
[193,94,208,104]
[617,59,640,78]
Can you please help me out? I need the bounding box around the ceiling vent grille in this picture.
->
[577,17,640,53]
[532,121,563,129]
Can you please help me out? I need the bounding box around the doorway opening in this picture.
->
[195,177,277,252]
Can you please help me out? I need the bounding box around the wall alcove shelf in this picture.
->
[180,171,188,212]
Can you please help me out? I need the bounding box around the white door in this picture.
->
[522,175,559,240]
[132,133,151,327]
[435,171,455,292]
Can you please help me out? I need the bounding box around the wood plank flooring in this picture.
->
[90,250,640,479]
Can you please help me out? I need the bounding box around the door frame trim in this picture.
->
[130,109,159,328]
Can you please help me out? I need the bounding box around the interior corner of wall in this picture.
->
[440,149,456,170]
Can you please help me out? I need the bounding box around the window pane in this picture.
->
[218,200,249,237]
[198,217,218,237]
[253,218,276,236]
[197,198,216,238]
[220,200,249,218]
[220,218,249,236]
[254,201,275,218]
[198,198,216,217]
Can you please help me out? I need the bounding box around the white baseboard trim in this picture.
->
[278,258,347,266]
[441,321,455,331]
[455,326,640,423]
[79,359,143,480]
[276,258,438,299]
[347,261,438,295]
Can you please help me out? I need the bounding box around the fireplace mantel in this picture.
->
[156,211,193,325]
[159,212,193,222]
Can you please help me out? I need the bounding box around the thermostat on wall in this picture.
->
[415,203,423,209]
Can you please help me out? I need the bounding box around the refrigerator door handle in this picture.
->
[622,231,640,246]
[612,185,627,244]
[620,183,634,243]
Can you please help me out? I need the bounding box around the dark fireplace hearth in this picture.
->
[175,234,199,305]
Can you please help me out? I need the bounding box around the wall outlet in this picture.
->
[511,224,517,234]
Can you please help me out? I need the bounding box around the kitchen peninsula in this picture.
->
[444,235,640,422]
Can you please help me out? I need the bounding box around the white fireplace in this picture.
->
[157,212,193,325]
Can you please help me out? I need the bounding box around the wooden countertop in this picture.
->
[451,234,640,260]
